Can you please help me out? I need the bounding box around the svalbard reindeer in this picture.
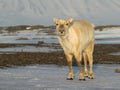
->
[53,18,94,80]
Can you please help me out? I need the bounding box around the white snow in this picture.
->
[0,0,120,26]
[0,27,120,45]
[95,28,120,44]
[0,27,120,53]
[0,29,58,44]
[109,52,120,56]
[0,46,61,53]
[0,64,120,89]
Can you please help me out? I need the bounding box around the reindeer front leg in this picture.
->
[75,52,85,81]
[65,53,74,80]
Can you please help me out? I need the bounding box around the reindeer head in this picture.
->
[53,18,73,36]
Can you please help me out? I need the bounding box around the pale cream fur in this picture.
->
[53,18,94,80]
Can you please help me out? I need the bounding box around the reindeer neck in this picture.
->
[59,33,69,40]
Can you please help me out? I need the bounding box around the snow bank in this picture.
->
[0,0,120,26]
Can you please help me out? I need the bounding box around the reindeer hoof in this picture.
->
[85,76,88,78]
[79,79,86,81]
[66,78,73,80]
[89,77,94,79]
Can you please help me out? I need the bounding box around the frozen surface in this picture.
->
[95,28,120,44]
[0,46,61,53]
[0,28,120,53]
[0,64,120,90]
[0,29,58,44]
[110,52,120,56]
[0,28,120,45]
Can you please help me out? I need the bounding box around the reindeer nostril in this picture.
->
[59,30,64,34]
[59,30,64,33]
[61,31,63,33]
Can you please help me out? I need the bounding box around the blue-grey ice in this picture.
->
[0,64,120,90]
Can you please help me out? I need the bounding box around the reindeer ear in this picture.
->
[66,18,73,25]
[53,18,59,24]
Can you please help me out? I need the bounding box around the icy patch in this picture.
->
[109,52,120,56]
[0,29,58,44]
[0,64,120,89]
[0,27,120,44]
[0,46,61,53]
[95,28,120,44]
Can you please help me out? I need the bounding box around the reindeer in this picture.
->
[53,18,94,80]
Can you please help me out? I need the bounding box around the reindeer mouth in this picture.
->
[58,31,65,36]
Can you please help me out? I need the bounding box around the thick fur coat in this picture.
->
[54,18,94,80]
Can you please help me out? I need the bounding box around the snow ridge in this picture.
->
[0,0,120,26]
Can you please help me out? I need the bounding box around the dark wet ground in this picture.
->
[0,44,120,68]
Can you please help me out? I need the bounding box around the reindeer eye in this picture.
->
[56,24,58,26]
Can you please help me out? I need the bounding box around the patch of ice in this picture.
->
[109,52,120,56]
[0,46,61,53]
[0,29,58,44]
[0,64,120,89]
[95,28,120,44]
[0,27,120,45]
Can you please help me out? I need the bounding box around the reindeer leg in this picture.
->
[87,43,94,79]
[83,52,89,77]
[65,53,74,80]
[75,52,85,81]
